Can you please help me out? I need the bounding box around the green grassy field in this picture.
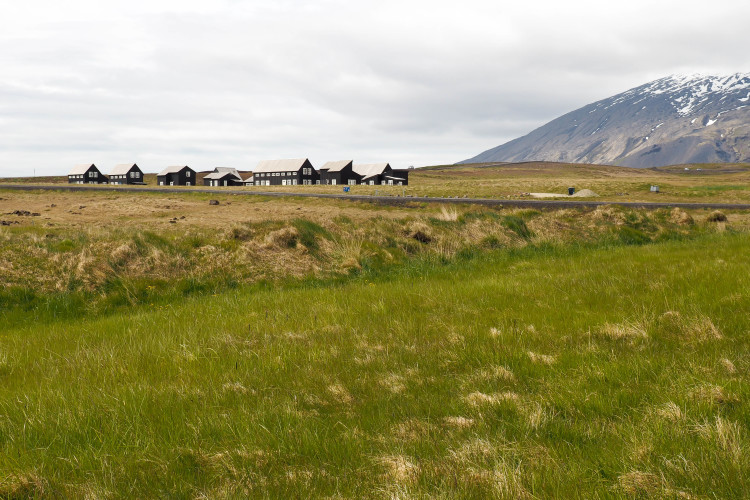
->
[2,230,748,498]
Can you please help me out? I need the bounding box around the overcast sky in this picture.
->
[1,0,749,176]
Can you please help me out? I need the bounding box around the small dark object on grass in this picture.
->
[169,220,177,224]
[707,211,727,222]
[209,200,220,206]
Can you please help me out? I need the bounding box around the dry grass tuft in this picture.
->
[694,416,745,465]
[443,416,475,429]
[691,384,738,405]
[592,205,627,225]
[222,382,251,395]
[657,312,722,342]
[264,226,299,248]
[720,358,737,374]
[525,402,549,430]
[327,383,354,405]
[0,474,50,499]
[600,321,648,340]
[656,402,684,422]
[464,391,519,407]
[670,208,694,226]
[393,419,434,442]
[527,351,557,365]
[379,455,420,484]
[436,206,459,222]
[617,470,661,497]
[380,373,407,394]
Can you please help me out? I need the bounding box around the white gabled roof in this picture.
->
[353,162,390,179]
[69,163,96,175]
[204,167,243,181]
[253,158,309,174]
[243,175,254,183]
[109,163,139,175]
[320,160,352,172]
[158,165,191,176]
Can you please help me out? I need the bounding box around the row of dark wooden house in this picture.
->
[68,159,409,187]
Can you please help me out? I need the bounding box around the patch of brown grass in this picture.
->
[327,383,354,405]
[379,455,420,484]
[443,416,475,429]
[657,312,722,342]
[527,351,557,365]
[600,321,648,341]
[617,470,661,497]
[464,391,520,407]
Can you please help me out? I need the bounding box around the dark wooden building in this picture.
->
[249,159,319,186]
[68,163,108,184]
[108,163,145,185]
[353,163,408,185]
[319,160,361,185]
[203,167,244,186]
[157,166,196,186]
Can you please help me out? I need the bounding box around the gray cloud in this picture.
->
[1,0,749,176]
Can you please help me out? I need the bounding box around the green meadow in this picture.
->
[1,229,749,498]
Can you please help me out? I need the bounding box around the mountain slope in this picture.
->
[462,74,750,167]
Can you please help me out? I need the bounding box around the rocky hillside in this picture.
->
[462,74,750,167]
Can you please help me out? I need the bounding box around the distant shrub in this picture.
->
[616,226,651,245]
[481,235,503,249]
[502,215,533,239]
[707,211,727,222]
[293,219,331,251]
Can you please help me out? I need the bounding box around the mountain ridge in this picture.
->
[461,73,750,167]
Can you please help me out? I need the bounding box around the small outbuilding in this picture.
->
[108,163,145,185]
[203,167,244,187]
[319,160,360,185]
[250,159,319,186]
[157,166,196,186]
[68,164,108,184]
[353,163,408,185]
[243,174,254,186]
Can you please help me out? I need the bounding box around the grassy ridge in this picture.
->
[0,201,722,329]
[1,232,748,498]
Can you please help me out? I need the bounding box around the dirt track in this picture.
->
[2,183,750,210]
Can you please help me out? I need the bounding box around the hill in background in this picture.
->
[462,74,750,168]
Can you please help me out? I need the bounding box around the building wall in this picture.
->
[158,168,195,186]
[69,166,107,184]
[109,167,144,185]
[252,160,319,186]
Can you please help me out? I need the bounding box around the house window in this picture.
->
[369,180,375,185]
[160,181,164,185]
[316,180,320,185]
[186,181,191,186]
[331,179,336,185]
[186,171,191,177]
[397,181,403,186]
[282,179,287,186]
[348,179,356,185]
[292,179,297,185]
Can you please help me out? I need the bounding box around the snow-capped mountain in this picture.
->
[461,73,750,167]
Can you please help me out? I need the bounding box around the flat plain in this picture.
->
[1,163,749,498]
